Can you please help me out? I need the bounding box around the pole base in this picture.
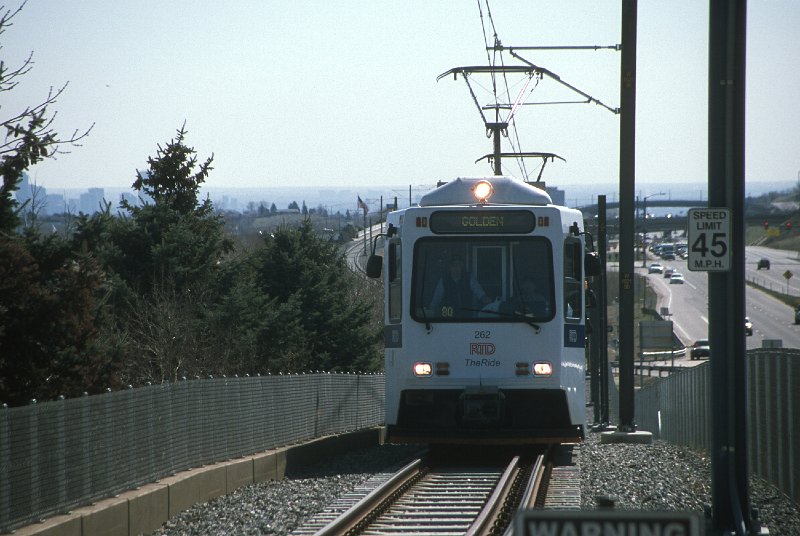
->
[599,430,653,444]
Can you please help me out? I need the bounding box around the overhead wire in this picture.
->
[482,0,501,119]
[484,0,532,179]
[476,0,569,180]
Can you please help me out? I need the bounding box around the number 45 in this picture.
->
[691,233,727,257]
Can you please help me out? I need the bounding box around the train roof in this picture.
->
[418,176,552,207]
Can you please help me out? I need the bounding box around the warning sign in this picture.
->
[515,510,702,536]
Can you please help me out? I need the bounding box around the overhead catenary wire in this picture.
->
[481,0,501,114]
[460,1,619,179]
[479,0,542,180]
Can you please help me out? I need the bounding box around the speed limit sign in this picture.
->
[687,208,731,272]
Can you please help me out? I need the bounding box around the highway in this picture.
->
[745,245,800,298]
[642,247,800,352]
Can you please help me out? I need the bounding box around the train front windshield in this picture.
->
[411,237,554,323]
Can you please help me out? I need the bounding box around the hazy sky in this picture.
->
[3,1,798,193]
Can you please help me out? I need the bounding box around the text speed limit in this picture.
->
[687,208,731,272]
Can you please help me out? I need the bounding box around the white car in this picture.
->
[669,273,685,284]
[648,263,664,274]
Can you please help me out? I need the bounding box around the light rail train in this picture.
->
[367,175,597,444]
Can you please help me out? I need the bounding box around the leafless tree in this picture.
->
[0,1,94,232]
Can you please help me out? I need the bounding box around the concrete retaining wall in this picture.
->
[13,427,385,536]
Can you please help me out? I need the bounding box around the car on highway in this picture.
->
[663,267,675,278]
[690,339,710,360]
[745,317,753,336]
[757,258,770,270]
[669,273,685,284]
[648,263,664,274]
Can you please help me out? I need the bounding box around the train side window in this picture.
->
[564,238,582,321]
[388,239,402,323]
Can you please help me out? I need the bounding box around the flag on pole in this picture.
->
[357,195,369,214]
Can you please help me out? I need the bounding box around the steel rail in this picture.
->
[501,454,547,536]
[465,456,521,536]
[311,458,424,536]
[309,449,555,536]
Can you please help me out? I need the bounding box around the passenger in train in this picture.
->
[429,255,491,317]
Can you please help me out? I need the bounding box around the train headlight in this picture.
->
[472,180,493,203]
[533,362,553,376]
[413,362,433,376]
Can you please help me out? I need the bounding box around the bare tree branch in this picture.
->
[0,1,94,232]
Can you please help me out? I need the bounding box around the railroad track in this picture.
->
[294,445,579,536]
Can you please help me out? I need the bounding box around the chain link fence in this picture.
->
[0,373,385,532]
[635,349,800,506]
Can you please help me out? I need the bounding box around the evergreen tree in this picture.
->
[125,124,212,217]
[0,4,110,405]
[107,125,232,292]
[249,220,380,372]
[0,234,119,405]
[69,127,234,384]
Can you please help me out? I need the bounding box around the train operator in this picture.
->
[429,255,491,317]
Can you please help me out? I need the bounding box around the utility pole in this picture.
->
[617,0,638,434]
[487,122,508,175]
[708,1,757,533]
[602,0,651,445]
[594,195,610,426]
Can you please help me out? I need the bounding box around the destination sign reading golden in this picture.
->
[430,210,536,234]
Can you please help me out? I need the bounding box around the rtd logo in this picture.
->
[470,343,496,355]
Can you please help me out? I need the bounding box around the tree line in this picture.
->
[0,5,382,406]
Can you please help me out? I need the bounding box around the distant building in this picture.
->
[14,172,34,208]
[43,193,66,215]
[546,186,565,206]
[80,188,106,214]
[120,192,138,207]
[219,195,239,211]
[12,172,60,214]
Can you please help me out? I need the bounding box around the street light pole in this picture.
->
[641,192,665,268]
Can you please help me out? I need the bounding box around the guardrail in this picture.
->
[635,349,800,505]
[0,373,385,533]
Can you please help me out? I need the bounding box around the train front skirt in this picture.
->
[388,387,584,445]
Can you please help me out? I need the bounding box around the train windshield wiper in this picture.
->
[465,307,541,332]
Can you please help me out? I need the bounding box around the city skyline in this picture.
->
[16,171,796,219]
[4,1,798,194]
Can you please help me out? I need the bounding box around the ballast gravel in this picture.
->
[153,434,800,535]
